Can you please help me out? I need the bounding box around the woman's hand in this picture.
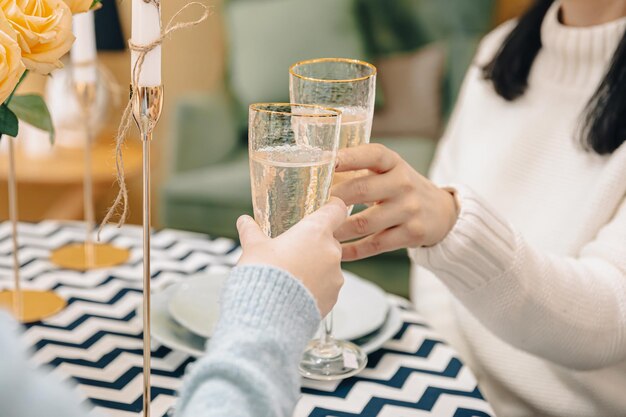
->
[236,197,348,316]
[332,144,458,261]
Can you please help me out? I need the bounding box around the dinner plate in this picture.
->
[168,270,229,338]
[353,301,403,354]
[168,268,389,341]
[320,270,389,341]
[147,283,402,358]
[147,285,207,357]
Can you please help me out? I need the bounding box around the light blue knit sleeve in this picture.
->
[0,312,92,417]
[175,264,322,417]
[0,264,320,417]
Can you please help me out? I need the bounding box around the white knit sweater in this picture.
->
[409,3,626,416]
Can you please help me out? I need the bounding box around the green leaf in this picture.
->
[0,105,18,137]
[8,94,55,143]
[90,0,100,9]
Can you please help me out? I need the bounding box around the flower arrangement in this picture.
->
[0,0,100,140]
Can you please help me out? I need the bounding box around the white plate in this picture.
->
[147,285,207,357]
[147,284,402,358]
[168,270,229,338]
[322,270,389,341]
[356,303,403,354]
[168,269,389,341]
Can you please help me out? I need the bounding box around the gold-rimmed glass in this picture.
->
[248,103,341,238]
[290,58,376,380]
[290,58,376,209]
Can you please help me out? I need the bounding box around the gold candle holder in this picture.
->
[50,77,130,270]
[0,135,66,323]
[132,84,163,417]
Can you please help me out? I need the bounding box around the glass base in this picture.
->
[299,339,367,381]
[50,242,130,271]
[0,290,67,323]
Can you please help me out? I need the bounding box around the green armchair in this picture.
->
[161,0,494,296]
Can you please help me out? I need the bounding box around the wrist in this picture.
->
[439,186,460,240]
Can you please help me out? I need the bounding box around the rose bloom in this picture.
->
[0,0,74,74]
[62,0,92,14]
[0,9,24,104]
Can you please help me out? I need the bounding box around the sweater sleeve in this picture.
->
[0,312,92,417]
[175,265,321,417]
[409,185,626,371]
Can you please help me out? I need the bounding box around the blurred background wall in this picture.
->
[1,0,531,224]
[0,0,531,295]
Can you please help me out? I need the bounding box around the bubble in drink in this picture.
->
[251,145,335,237]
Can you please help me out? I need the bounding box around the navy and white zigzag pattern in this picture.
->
[0,221,494,417]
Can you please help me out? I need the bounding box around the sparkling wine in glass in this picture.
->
[289,58,377,380]
[251,144,336,237]
[248,103,342,238]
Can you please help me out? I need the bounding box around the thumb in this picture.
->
[236,215,267,250]
[303,197,348,232]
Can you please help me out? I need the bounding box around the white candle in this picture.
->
[131,0,162,87]
[71,11,98,84]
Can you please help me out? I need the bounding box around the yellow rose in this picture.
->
[0,9,25,104]
[62,0,92,14]
[0,0,74,74]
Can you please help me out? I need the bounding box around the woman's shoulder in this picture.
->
[473,19,518,68]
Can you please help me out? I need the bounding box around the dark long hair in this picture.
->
[482,0,626,155]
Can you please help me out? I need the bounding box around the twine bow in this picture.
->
[98,2,211,239]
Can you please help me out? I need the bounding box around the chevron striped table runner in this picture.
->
[0,221,494,417]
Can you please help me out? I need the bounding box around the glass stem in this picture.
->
[321,310,334,347]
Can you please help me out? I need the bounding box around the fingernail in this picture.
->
[236,216,246,228]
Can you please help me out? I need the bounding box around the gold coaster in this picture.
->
[50,243,130,271]
[0,290,67,323]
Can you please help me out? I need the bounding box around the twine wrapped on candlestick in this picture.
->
[97,1,211,237]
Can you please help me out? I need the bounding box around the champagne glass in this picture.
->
[248,103,341,237]
[290,58,376,380]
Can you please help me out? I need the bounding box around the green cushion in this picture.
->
[226,0,368,118]
[170,91,240,174]
[163,150,251,207]
[161,150,253,239]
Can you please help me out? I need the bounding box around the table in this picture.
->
[0,135,142,221]
[0,221,495,417]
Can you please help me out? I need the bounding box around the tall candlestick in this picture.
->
[132,3,162,415]
[131,0,162,87]
[71,11,98,84]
